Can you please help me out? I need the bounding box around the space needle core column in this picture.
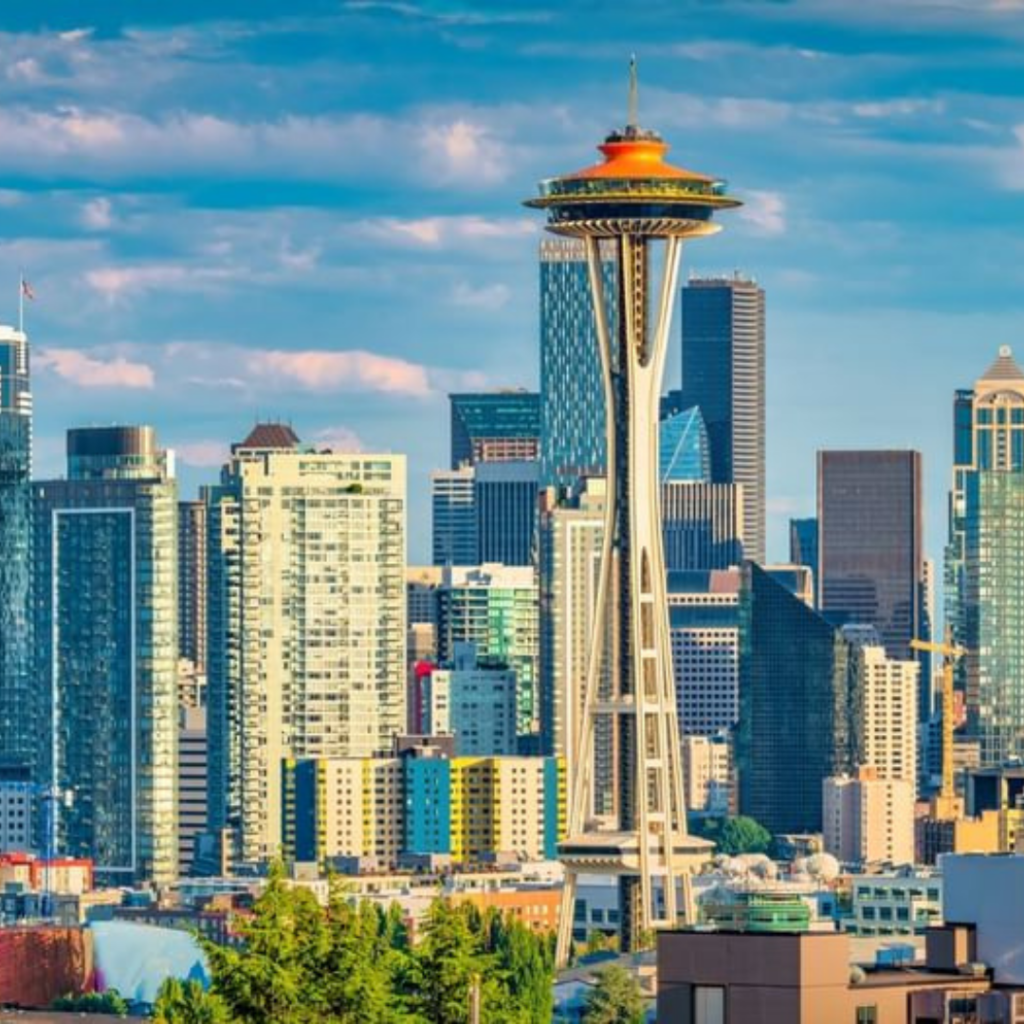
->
[526,62,741,964]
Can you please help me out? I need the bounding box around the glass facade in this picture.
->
[435,566,539,738]
[0,327,31,775]
[33,426,178,883]
[737,563,854,835]
[680,277,766,562]
[789,517,818,593]
[946,348,1024,767]
[539,238,617,491]
[449,391,540,469]
[431,468,477,566]
[474,460,539,567]
[659,405,710,484]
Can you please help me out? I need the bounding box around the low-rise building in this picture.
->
[823,768,915,868]
[847,871,942,938]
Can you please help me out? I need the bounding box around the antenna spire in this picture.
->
[627,54,638,130]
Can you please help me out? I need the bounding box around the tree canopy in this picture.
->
[153,866,556,1024]
[580,964,646,1024]
[692,815,772,855]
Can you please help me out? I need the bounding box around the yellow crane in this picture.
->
[910,631,968,819]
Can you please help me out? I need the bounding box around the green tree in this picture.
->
[53,989,129,1015]
[405,901,488,1024]
[487,912,555,1024]
[202,863,329,1024]
[580,965,646,1024]
[692,815,772,855]
[152,978,232,1024]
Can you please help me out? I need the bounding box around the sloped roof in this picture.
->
[980,346,1024,383]
[233,422,301,452]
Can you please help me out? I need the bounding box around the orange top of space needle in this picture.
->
[525,58,741,235]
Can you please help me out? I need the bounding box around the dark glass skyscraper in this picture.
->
[736,562,854,835]
[0,326,31,774]
[789,517,818,595]
[817,450,927,716]
[449,390,540,469]
[680,276,766,562]
[33,426,178,882]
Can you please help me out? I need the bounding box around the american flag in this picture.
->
[20,278,34,301]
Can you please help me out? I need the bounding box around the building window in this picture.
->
[694,986,724,1024]
[855,1008,877,1024]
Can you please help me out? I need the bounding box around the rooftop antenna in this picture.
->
[627,54,639,130]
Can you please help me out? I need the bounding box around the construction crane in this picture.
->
[911,631,968,819]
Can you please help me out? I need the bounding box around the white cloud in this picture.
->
[175,440,230,467]
[852,98,945,118]
[737,189,787,236]
[80,196,113,230]
[247,349,433,396]
[451,281,511,310]
[85,263,237,302]
[36,348,155,389]
[358,215,536,247]
[417,119,510,185]
[311,426,364,452]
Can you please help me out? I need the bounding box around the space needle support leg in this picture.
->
[554,237,618,970]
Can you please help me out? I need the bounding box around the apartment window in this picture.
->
[855,1007,877,1024]
[694,986,724,1024]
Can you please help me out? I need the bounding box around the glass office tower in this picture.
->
[680,276,766,562]
[0,326,31,774]
[539,238,617,491]
[449,391,540,469]
[737,562,854,835]
[33,426,178,883]
[947,348,1024,766]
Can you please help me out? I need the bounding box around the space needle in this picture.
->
[526,60,742,964]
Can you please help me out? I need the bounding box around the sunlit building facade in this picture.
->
[206,424,406,864]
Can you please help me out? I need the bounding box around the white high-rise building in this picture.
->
[823,768,914,867]
[848,634,919,787]
[207,424,406,864]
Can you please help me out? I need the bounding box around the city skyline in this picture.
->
[6,3,1024,565]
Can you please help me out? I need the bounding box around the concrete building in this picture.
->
[657,927,989,1023]
[848,870,942,937]
[419,643,518,756]
[682,735,732,817]
[668,569,741,737]
[0,779,33,853]
[178,706,207,876]
[283,749,563,868]
[823,768,915,868]
[847,632,919,787]
[206,424,406,865]
[680,275,766,563]
[436,564,538,737]
[33,426,178,883]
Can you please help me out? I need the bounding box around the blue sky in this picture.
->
[8,1,1024,564]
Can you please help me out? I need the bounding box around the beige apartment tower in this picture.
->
[206,424,406,865]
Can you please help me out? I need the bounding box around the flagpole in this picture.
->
[18,272,23,335]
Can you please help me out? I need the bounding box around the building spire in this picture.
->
[627,54,639,130]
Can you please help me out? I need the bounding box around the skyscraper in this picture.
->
[527,63,740,960]
[449,391,540,468]
[431,467,476,566]
[33,426,178,883]
[435,564,538,737]
[680,275,766,563]
[0,326,31,774]
[736,563,854,835]
[206,424,406,864]
[661,482,744,572]
[539,238,617,492]
[474,459,539,566]
[818,450,927,719]
[788,517,818,597]
[946,348,1024,767]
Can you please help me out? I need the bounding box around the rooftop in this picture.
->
[979,345,1024,383]
[233,422,301,452]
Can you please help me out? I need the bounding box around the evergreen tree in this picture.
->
[152,978,232,1024]
[580,965,646,1024]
